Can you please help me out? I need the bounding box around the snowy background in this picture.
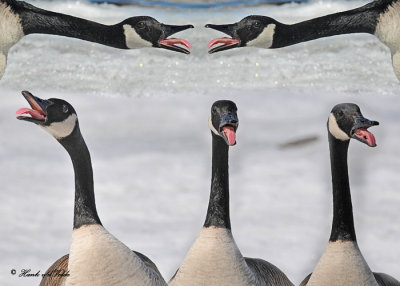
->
[0,0,399,285]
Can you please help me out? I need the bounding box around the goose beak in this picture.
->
[159,24,194,54]
[16,91,50,124]
[219,113,239,146]
[351,116,379,147]
[206,23,240,54]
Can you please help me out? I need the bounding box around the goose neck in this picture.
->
[328,133,356,242]
[271,3,380,48]
[204,134,231,230]
[18,3,127,49]
[59,124,102,229]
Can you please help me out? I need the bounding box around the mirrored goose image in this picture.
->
[0,0,193,79]
[206,0,400,80]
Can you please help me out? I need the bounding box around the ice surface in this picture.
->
[0,0,399,285]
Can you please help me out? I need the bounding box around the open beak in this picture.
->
[205,23,240,54]
[159,24,194,54]
[219,113,239,146]
[351,116,379,147]
[16,91,50,124]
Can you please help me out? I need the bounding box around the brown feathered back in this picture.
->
[39,254,69,286]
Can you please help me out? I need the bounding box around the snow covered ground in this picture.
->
[0,0,399,285]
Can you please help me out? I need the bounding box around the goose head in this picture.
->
[16,91,77,140]
[209,100,239,146]
[206,15,277,53]
[121,16,193,53]
[328,103,379,147]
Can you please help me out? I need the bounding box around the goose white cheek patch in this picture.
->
[328,113,350,141]
[42,114,77,139]
[247,24,276,48]
[123,25,152,49]
[209,114,220,136]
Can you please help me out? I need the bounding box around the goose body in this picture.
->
[307,241,377,286]
[169,101,293,286]
[299,103,399,286]
[67,224,163,286]
[39,255,69,286]
[17,91,167,286]
[39,250,163,286]
[376,1,400,77]
[0,0,192,79]
[0,1,23,78]
[0,1,23,48]
[206,0,400,80]
[171,227,257,286]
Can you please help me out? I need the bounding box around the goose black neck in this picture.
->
[16,2,128,49]
[271,1,386,49]
[328,133,356,242]
[204,133,231,229]
[59,123,102,229]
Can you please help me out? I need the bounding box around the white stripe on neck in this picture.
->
[42,114,77,140]
[328,113,350,141]
[123,25,152,49]
[209,114,220,136]
[247,24,276,48]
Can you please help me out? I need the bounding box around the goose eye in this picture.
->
[62,105,69,113]
[254,21,261,28]
[338,110,344,117]
[136,21,146,29]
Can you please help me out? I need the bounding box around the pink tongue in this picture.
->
[354,129,376,147]
[16,108,45,120]
[207,37,239,49]
[160,38,192,50]
[222,126,236,146]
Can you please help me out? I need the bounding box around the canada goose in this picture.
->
[299,103,399,286]
[0,0,193,79]
[17,91,167,286]
[169,100,293,286]
[206,0,400,80]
